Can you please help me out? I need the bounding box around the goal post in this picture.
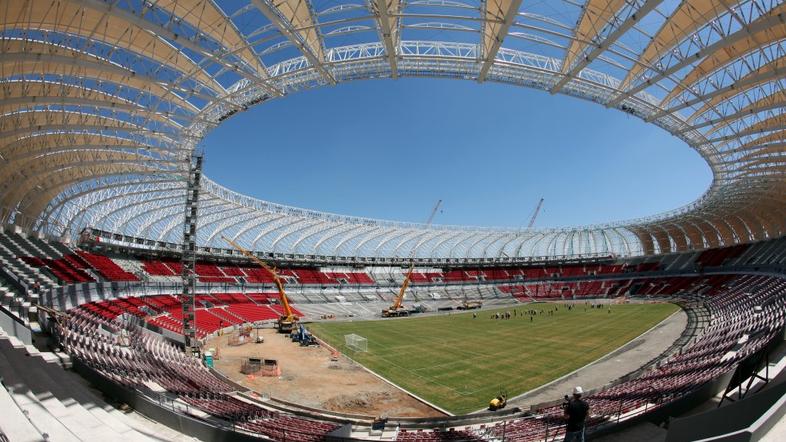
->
[344,334,368,352]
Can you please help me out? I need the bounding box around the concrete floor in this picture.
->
[760,414,786,442]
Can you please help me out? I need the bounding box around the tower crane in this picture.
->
[222,236,298,333]
[382,200,442,317]
[527,198,544,229]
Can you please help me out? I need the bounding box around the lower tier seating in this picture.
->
[477,275,786,441]
[51,273,786,442]
[57,310,341,440]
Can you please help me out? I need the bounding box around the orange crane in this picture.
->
[382,200,442,317]
[222,236,298,333]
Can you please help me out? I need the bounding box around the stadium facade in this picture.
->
[1,0,785,259]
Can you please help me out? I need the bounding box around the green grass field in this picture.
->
[309,302,679,414]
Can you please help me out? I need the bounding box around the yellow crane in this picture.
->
[382,200,442,317]
[222,236,298,333]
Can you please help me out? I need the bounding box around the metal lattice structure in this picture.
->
[2,0,786,259]
[180,154,202,354]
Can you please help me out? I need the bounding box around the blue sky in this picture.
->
[202,78,712,229]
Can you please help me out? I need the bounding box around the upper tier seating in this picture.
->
[497,274,752,301]
[406,263,633,285]
[14,232,152,284]
[0,231,69,288]
[141,259,177,276]
[125,261,635,287]
[322,271,375,285]
[75,293,304,338]
[696,244,750,268]
[76,251,139,281]
[4,230,677,289]
[122,257,381,286]
[20,256,94,284]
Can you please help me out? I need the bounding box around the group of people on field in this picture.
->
[472,302,612,322]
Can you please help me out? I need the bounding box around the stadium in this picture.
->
[0,0,786,441]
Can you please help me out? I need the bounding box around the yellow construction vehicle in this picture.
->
[382,264,414,317]
[382,200,442,318]
[489,391,508,411]
[222,236,298,333]
[457,300,482,310]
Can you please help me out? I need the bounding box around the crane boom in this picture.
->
[222,236,297,329]
[527,198,544,229]
[423,200,442,228]
[385,200,442,316]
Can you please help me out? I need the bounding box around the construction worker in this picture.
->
[563,386,589,442]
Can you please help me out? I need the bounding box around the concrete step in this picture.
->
[0,378,44,442]
[3,333,26,349]
[0,339,102,437]
[36,360,144,437]
[54,351,73,369]
[18,345,62,367]
[0,347,82,442]
[0,331,153,440]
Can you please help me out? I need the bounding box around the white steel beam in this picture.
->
[551,0,662,94]
[607,6,786,109]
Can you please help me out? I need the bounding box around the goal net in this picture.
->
[344,334,368,352]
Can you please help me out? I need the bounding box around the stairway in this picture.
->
[0,271,36,326]
[27,236,65,260]
[0,327,185,441]
[0,232,56,289]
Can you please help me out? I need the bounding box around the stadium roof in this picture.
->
[1,0,785,259]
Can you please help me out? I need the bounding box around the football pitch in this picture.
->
[309,302,679,415]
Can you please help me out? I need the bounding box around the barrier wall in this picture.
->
[0,305,32,345]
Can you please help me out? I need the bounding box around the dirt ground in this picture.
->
[206,329,444,418]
